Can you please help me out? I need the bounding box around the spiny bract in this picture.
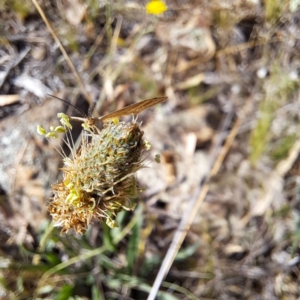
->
[39,115,147,234]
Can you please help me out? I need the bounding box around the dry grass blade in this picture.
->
[216,37,282,57]
[147,97,252,300]
[31,0,93,106]
[0,94,19,106]
[240,138,300,227]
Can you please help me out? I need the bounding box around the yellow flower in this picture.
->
[146,0,167,15]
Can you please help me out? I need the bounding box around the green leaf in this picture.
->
[103,223,116,252]
[126,204,143,273]
[92,284,104,300]
[44,252,61,266]
[97,254,117,271]
[175,242,200,261]
[56,284,73,300]
[157,292,180,300]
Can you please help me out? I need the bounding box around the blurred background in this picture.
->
[1,0,300,299]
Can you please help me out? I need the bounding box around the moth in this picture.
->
[71,96,168,131]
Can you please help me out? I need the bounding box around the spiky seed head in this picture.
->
[47,121,147,234]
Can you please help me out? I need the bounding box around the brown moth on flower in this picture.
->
[37,97,167,234]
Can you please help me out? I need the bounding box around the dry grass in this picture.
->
[0,0,300,299]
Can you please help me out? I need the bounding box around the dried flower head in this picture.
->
[38,97,167,234]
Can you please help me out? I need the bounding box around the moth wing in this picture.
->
[99,96,167,122]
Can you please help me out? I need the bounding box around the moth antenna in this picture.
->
[47,94,87,117]
[88,100,97,117]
